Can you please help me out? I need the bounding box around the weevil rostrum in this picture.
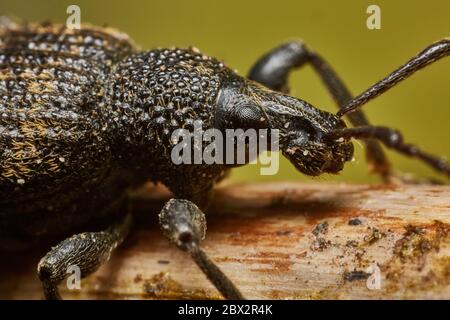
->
[0,22,449,300]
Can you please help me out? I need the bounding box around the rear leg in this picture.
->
[37,212,132,300]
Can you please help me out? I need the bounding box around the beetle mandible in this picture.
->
[0,21,449,299]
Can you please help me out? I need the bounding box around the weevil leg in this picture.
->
[248,41,392,180]
[37,212,132,300]
[159,198,244,300]
[326,126,449,179]
[338,39,450,117]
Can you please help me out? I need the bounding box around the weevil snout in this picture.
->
[281,111,354,176]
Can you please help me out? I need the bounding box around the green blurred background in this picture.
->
[1,0,449,183]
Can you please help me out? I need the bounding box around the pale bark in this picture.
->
[1,182,449,299]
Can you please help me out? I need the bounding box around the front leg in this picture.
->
[37,213,132,300]
[248,41,391,180]
[159,199,244,300]
[325,126,450,179]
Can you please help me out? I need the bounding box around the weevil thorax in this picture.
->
[104,47,234,156]
[216,80,354,176]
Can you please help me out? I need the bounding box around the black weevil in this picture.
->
[0,21,448,299]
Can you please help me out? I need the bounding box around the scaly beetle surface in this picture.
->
[0,22,449,300]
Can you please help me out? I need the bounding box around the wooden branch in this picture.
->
[1,182,449,299]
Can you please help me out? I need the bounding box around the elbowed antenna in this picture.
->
[337,38,450,118]
[324,126,450,178]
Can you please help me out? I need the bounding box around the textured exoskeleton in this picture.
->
[1,21,448,300]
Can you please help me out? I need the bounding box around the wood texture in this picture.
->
[1,182,449,299]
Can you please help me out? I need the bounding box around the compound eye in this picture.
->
[234,104,265,128]
[290,117,321,141]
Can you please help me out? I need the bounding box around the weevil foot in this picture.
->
[159,199,244,300]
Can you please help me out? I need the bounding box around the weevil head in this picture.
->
[216,79,354,176]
